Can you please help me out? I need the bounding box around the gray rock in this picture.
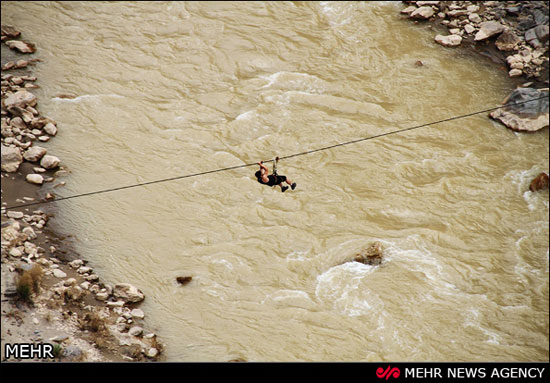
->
[468,13,482,23]
[65,286,84,301]
[26,174,44,185]
[10,117,26,131]
[1,144,22,172]
[532,9,549,26]
[77,266,92,274]
[464,24,475,34]
[117,333,147,349]
[17,263,34,272]
[63,278,77,286]
[89,284,100,294]
[435,34,462,47]
[130,308,145,319]
[113,283,145,303]
[86,274,99,282]
[525,27,542,49]
[495,29,520,51]
[69,259,84,268]
[40,155,60,169]
[3,90,37,109]
[400,6,417,15]
[7,211,24,219]
[3,273,18,297]
[474,21,505,41]
[147,348,159,358]
[22,226,36,239]
[416,1,440,5]
[447,9,467,17]
[23,146,47,162]
[9,248,23,257]
[52,269,67,278]
[1,25,21,38]
[95,292,110,301]
[9,106,34,123]
[4,40,36,53]
[410,6,434,20]
[535,25,549,42]
[128,326,143,337]
[490,88,549,132]
[62,345,83,361]
[43,122,57,136]
[107,300,125,307]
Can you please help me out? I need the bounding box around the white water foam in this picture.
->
[262,289,316,310]
[52,94,124,103]
[319,1,353,26]
[260,71,327,94]
[315,260,381,317]
[463,308,501,345]
[235,110,257,121]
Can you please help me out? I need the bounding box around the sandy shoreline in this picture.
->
[1,2,548,364]
[1,27,163,362]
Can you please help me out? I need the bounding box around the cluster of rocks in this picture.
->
[2,218,162,361]
[401,1,549,82]
[1,26,61,185]
[401,3,549,133]
[3,210,49,252]
[1,25,36,53]
[1,25,162,362]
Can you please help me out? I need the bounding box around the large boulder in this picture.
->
[113,283,145,303]
[23,146,47,162]
[353,241,383,266]
[474,21,505,41]
[4,40,36,53]
[489,88,549,132]
[529,173,549,192]
[525,25,549,49]
[3,90,37,109]
[1,144,22,172]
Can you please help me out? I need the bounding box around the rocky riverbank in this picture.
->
[401,0,549,86]
[1,26,163,362]
[399,1,549,188]
[400,1,549,133]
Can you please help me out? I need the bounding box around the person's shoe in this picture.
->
[291,182,297,190]
[282,186,289,192]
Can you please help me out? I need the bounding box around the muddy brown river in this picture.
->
[2,1,548,361]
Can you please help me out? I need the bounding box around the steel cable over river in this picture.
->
[2,1,548,362]
[4,96,548,212]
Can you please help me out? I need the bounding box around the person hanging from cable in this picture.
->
[255,156,297,192]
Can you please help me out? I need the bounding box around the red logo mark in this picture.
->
[376,366,400,380]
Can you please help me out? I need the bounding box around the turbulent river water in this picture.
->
[2,1,548,361]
